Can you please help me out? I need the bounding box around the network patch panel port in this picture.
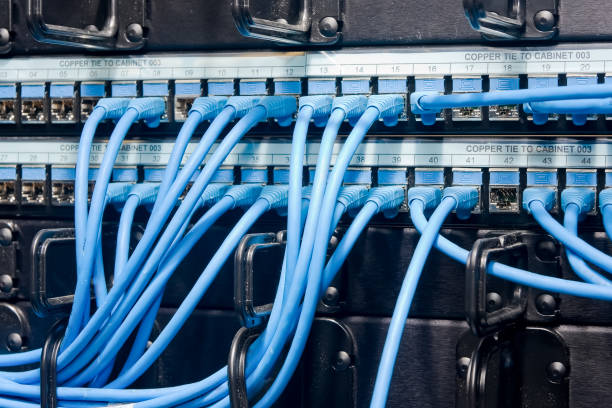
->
[414,77,444,123]
[0,84,17,123]
[452,169,482,213]
[50,83,76,123]
[174,81,201,122]
[489,187,519,213]
[51,166,76,206]
[51,182,74,205]
[143,81,169,122]
[21,83,46,124]
[489,169,520,213]
[87,168,99,201]
[489,77,520,121]
[21,166,46,205]
[80,82,106,121]
[0,166,17,204]
[489,104,519,121]
[451,77,482,122]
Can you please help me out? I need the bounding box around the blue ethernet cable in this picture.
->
[408,188,612,303]
[2,97,284,387]
[116,184,232,380]
[330,185,371,233]
[67,97,166,349]
[523,188,612,274]
[561,188,612,286]
[57,97,294,387]
[285,95,332,296]
[254,187,404,408]
[150,97,228,215]
[369,187,478,408]
[601,189,612,240]
[524,98,612,125]
[102,186,288,395]
[91,182,162,387]
[231,95,404,408]
[411,82,612,125]
[323,187,403,289]
[124,96,368,408]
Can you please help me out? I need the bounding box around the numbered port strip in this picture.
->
[0,46,610,81]
[0,138,610,169]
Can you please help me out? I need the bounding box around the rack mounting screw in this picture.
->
[334,351,351,371]
[0,275,13,293]
[536,293,557,315]
[486,292,503,312]
[7,332,22,351]
[0,28,9,46]
[323,286,339,306]
[0,227,12,246]
[457,357,471,377]
[534,10,555,31]
[546,361,567,383]
[318,17,339,38]
[126,23,144,42]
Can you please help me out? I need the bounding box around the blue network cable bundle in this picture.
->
[1,5,612,408]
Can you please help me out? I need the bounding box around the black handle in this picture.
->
[231,0,341,45]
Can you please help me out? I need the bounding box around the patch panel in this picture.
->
[80,82,106,120]
[50,165,75,205]
[174,80,201,121]
[20,83,46,124]
[0,165,17,204]
[0,84,16,123]
[21,165,46,204]
[49,83,76,123]
[451,77,482,121]
[488,77,520,121]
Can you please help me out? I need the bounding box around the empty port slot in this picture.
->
[22,181,45,204]
[0,181,16,204]
[175,97,195,121]
[489,187,519,213]
[489,105,519,121]
[452,107,481,121]
[88,181,95,201]
[179,182,193,201]
[52,182,75,205]
[51,99,75,123]
[21,100,46,123]
[81,98,100,120]
[0,100,16,123]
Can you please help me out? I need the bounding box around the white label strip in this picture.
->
[3,46,612,82]
[0,139,610,169]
